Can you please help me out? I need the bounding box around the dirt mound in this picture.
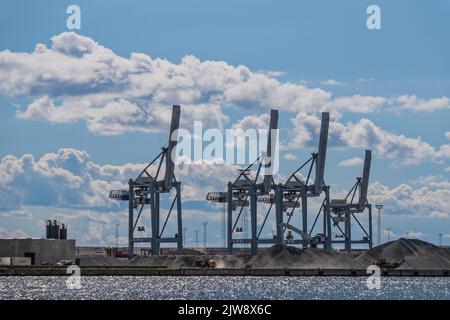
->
[77,256,128,267]
[249,244,362,269]
[355,238,450,269]
[129,254,248,269]
[166,248,205,255]
[78,239,450,270]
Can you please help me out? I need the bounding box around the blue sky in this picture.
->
[0,0,449,247]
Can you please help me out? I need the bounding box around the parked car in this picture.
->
[54,260,74,267]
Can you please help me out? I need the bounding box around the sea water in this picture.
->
[0,276,449,300]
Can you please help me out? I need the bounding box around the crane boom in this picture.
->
[164,105,181,190]
[359,149,371,205]
[263,109,279,192]
[314,112,329,195]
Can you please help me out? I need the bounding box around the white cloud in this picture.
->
[0,148,142,210]
[0,148,243,211]
[368,175,450,219]
[404,231,428,239]
[0,226,31,239]
[283,153,298,161]
[1,148,449,244]
[357,78,375,83]
[391,95,450,112]
[232,113,269,131]
[445,132,450,140]
[330,95,386,113]
[338,157,363,167]
[287,113,450,165]
[0,208,32,219]
[321,79,342,86]
[0,32,331,134]
[177,160,240,201]
[383,228,396,237]
[3,148,448,220]
[257,70,286,77]
[1,32,448,135]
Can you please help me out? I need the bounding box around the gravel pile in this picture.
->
[249,244,362,269]
[355,238,450,269]
[76,239,450,270]
[77,256,128,267]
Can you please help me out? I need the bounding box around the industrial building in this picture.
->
[0,220,75,265]
[0,238,75,265]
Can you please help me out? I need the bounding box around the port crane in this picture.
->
[206,109,279,255]
[329,150,373,253]
[109,105,183,257]
[275,112,332,249]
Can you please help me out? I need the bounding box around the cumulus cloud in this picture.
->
[404,231,428,239]
[177,160,240,201]
[0,226,31,239]
[0,148,448,244]
[0,148,142,210]
[287,113,450,165]
[330,95,387,113]
[257,70,286,77]
[0,208,32,219]
[232,113,270,131]
[357,78,375,83]
[383,228,396,238]
[368,175,450,218]
[3,149,448,220]
[445,132,450,140]
[391,95,450,112]
[321,79,342,86]
[0,32,329,134]
[0,148,243,211]
[0,147,244,245]
[1,32,448,135]
[283,153,298,161]
[338,157,364,167]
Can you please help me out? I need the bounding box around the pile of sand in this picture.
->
[166,248,205,255]
[129,254,249,269]
[77,256,128,267]
[249,244,362,269]
[355,238,450,269]
[130,255,200,268]
[76,239,450,270]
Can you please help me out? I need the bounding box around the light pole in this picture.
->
[385,227,391,242]
[375,204,383,246]
[115,223,120,248]
[223,204,227,247]
[194,230,199,247]
[202,221,208,248]
[438,233,443,246]
[183,226,187,247]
